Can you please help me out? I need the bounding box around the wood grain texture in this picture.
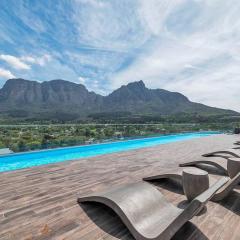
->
[0,134,239,240]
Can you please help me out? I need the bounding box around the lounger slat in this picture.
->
[194,177,229,204]
[212,172,240,201]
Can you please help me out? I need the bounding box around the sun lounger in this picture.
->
[179,157,240,178]
[78,179,227,240]
[203,149,240,158]
[143,168,238,202]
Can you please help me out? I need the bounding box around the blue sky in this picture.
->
[0,0,239,111]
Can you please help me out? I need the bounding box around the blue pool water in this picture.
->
[0,132,219,173]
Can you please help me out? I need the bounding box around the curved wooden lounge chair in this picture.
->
[78,180,227,240]
[179,157,240,178]
[203,149,240,158]
[143,168,239,202]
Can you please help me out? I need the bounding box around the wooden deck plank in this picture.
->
[0,134,239,240]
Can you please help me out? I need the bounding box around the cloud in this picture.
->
[78,76,86,84]
[21,54,52,66]
[75,0,106,8]
[0,54,30,70]
[0,68,16,79]
[0,54,52,73]
[72,0,149,51]
[138,0,185,35]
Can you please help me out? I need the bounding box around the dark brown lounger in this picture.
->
[78,180,227,240]
[179,157,240,178]
[143,168,239,202]
[203,149,240,158]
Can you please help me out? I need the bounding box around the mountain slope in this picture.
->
[0,79,103,119]
[0,78,237,121]
[104,80,190,114]
[104,80,235,115]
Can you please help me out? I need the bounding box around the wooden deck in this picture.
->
[0,134,240,240]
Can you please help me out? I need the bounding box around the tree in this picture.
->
[18,140,27,152]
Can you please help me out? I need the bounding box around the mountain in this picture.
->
[0,79,103,120]
[0,78,237,121]
[103,80,225,115]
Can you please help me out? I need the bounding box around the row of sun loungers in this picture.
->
[78,141,240,240]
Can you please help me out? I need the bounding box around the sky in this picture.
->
[0,0,239,111]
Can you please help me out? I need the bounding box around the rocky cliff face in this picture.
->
[0,78,236,120]
[0,79,103,118]
[103,80,191,114]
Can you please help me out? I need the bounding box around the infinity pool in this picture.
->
[0,132,219,172]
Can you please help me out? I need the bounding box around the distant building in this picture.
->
[0,148,13,155]
[85,138,95,144]
[114,131,123,137]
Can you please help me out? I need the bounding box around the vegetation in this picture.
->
[0,121,235,153]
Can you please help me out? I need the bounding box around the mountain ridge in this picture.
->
[0,78,237,121]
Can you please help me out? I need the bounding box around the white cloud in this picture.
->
[138,0,185,35]
[75,0,106,8]
[72,0,150,52]
[0,54,52,73]
[21,54,52,66]
[78,76,86,84]
[0,68,16,79]
[0,54,30,70]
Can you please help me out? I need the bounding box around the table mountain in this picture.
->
[0,78,236,121]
